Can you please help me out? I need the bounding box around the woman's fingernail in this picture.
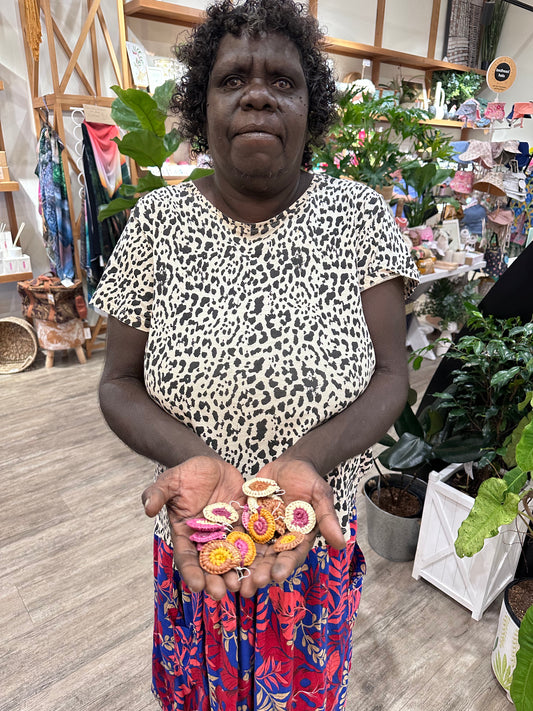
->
[144,497,151,510]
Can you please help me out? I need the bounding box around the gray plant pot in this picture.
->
[363,473,427,562]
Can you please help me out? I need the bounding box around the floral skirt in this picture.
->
[152,509,365,711]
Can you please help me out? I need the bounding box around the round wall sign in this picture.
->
[486,56,517,93]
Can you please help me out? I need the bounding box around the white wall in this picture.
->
[0,0,532,316]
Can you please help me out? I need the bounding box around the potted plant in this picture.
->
[411,306,533,619]
[312,87,431,198]
[399,155,457,228]
[364,386,446,562]
[454,412,533,708]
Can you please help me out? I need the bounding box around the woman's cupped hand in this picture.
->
[240,457,345,597]
[142,455,344,600]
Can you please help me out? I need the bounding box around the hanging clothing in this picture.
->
[35,123,75,281]
[82,121,129,295]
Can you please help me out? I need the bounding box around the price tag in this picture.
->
[84,328,92,340]
[47,293,55,304]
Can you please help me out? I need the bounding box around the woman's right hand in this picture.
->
[142,455,246,600]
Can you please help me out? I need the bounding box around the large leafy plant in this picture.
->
[312,88,432,190]
[399,159,456,227]
[397,306,533,481]
[98,82,212,221]
[454,404,533,711]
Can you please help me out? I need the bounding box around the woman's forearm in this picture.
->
[99,376,219,468]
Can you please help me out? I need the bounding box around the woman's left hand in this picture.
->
[240,457,345,597]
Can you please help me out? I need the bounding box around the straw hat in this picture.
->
[472,171,507,197]
[0,317,38,374]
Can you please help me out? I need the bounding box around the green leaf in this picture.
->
[111,98,142,133]
[182,167,215,182]
[407,386,418,407]
[119,173,167,197]
[455,478,521,557]
[152,79,176,115]
[503,466,528,495]
[510,604,533,711]
[163,128,182,156]
[378,432,433,470]
[111,85,167,136]
[98,197,138,221]
[395,401,424,439]
[378,433,397,447]
[434,434,488,463]
[516,417,533,474]
[114,131,169,168]
[491,366,522,388]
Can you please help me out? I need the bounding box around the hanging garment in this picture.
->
[456,99,482,128]
[35,122,74,281]
[508,102,533,128]
[484,102,506,121]
[82,121,129,294]
[460,202,487,235]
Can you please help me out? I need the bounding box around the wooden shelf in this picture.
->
[324,36,485,75]
[0,271,32,284]
[124,0,205,26]
[33,94,115,111]
[0,181,19,192]
[122,2,485,76]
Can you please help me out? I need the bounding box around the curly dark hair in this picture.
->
[170,0,337,167]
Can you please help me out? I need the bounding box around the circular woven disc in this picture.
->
[284,500,316,534]
[246,507,276,544]
[203,502,239,524]
[186,517,226,532]
[189,530,226,544]
[273,531,305,552]
[242,478,280,498]
[226,531,256,566]
[199,540,241,574]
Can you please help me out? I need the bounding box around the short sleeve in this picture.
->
[90,196,154,331]
[355,190,419,299]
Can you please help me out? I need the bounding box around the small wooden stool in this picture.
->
[34,318,86,368]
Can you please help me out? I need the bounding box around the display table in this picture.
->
[406,261,486,358]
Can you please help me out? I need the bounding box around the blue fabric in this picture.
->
[461,203,487,235]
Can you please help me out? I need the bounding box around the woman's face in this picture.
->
[205,32,309,187]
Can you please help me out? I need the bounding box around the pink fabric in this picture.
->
[485,102,506,120]
[83,121,124,197]
[450,170,474,193]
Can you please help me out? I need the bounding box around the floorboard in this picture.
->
[0,349,512,710]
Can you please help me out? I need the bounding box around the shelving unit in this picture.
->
[17,0,129,356]
[122,0,483,134]
[0,79,26,285]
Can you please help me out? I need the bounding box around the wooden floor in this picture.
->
[0,348,512,711]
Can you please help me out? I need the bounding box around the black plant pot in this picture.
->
[363,473,427,562]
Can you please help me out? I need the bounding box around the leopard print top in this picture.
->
[92,173,418,543]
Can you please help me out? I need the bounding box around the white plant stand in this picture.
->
[412,463,528,620]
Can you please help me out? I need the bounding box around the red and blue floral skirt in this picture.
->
[152,509,365,711]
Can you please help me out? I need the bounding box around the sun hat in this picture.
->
[472,171,507,197]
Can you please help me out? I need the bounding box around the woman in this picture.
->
[93,1,418,709]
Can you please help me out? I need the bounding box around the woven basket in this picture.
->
[0,317,38,374]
